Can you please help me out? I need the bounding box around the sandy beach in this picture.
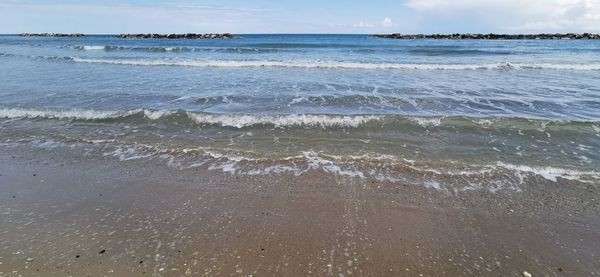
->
[1,144,598,277]
[2,0,600,275]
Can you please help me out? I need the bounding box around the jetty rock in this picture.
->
[370,33,600,40]
[19,33,85,37]
[115,33,234,39]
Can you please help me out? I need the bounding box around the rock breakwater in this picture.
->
[19,33,85,37]
[115,33,234,39]
[371,33,600,40]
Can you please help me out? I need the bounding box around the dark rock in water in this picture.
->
[116,33,234,39]
[19,33,85,37]
[370,33,600,40]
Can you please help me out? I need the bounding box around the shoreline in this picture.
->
[1,143,599,276]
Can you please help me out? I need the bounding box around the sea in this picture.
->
[1,34,599,192]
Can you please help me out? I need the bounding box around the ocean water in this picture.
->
[1,34,599,189]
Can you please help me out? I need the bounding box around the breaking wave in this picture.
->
[67,58,600,70]
[0,107,379,128]
[1,107,599,131]
[65,45,188,52]
[63,45,280,53]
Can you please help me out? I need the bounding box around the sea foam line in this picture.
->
[495,162,600,182]
[2,107,599,129]
[66,45,187,52]
[0,107,137,120]
[69,58,600,70]
[185,113,380,128]
[0,108,381,128]
[7,138,599,187]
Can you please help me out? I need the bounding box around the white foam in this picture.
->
[302,151,366,178]
[68,58,600,71]
[143,109,175,120]
[186,113,380,128]
[103,146,153,161]
[245,165,300,175]
[0,107,138,120]
[473,118,496,128]
[495,162,600,182]
[0,107,384,128]
[82,45,106,51]
[410,117,443,128]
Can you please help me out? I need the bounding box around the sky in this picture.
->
[0,0,599,34]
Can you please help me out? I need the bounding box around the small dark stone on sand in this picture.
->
[261,248,265,251]
[139,260,143,264]
[12,195,16,198]
[75,255,80,258]
[33,174,36,176]
[99,249,106,254]
[558,267,563,271]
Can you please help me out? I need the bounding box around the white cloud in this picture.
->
[353,21,375,28]
[381,17,394,28]
[406,0,600,32]
[353,18,393,29]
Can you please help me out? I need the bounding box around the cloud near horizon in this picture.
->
[353,18,394,29]
[406,0,600,32]
[0,0,598,34]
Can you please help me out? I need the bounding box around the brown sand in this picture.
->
[0,145,599,276]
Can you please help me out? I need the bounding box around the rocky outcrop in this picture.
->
[19,33,85,37]
[371,33,600,40]
[116,33,234,39]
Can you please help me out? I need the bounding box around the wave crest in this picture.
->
[64,45,279,53]
[1,107,599,131]
[68,58,600,70]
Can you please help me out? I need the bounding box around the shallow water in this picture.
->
[1,34,599,187]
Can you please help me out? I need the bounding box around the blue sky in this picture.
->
[1,0,598,34]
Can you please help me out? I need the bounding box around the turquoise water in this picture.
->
[1,34,599,187]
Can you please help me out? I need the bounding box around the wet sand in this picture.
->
[0,145,599,276]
